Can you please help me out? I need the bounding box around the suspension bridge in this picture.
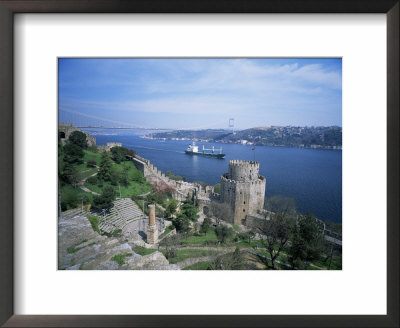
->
[59,108,234,132]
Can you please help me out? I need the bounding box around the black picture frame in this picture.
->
[0,1,398,327]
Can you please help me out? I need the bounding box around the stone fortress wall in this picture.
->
[220,160,266,225]
[98,142,123,152]
[59,123,96,146]
[130,154,212,203]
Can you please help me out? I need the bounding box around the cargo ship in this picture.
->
[185,142,225,159]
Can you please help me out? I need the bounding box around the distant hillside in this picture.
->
[147,126,342,150]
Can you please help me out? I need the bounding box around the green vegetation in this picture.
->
[183,261,213,270]
[209,247,245,270]
[63,143,85,164]
[97,152,113,182]
[180,229,218,246]
[232,224,242,232]
[237,231,255,244]
[194,180,209,188]
[60,183,92,211]
[111,253,132,266]
[287,213,325,269]
[59,138,151,213]
[92,185,116,210]
[164,199,179,220]
[59,133,341,271]
[166,170,183,181]
[68,131,88,149]
[133,246,158,256]
[158,225,175,239]
[131,185,173,217]
[200,217,211,235]
[213,183,221,194]
[110,146,128,163]
[87,214,100,233]
[160,249,216,264]
[171,194,199,232]
[215,225,234,244]
[67,246,84,254]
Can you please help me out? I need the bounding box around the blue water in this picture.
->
[92,132,342,223]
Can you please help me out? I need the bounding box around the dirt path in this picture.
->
[79,171,100,196]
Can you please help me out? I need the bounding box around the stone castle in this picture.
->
[220,160,266,225]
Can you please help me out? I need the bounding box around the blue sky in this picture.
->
[58,58,342,130]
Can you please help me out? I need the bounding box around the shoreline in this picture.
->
[140,136,342,151]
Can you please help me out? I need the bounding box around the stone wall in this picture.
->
[228,160,260,181]
[59,123,96,146]
[130,155,198,201]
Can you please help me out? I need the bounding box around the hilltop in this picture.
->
[146,126,342,150]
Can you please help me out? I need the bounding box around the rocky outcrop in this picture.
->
[58,211,179,270]
[126,251,179,270]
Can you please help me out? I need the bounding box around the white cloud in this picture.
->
[59,58,342,128]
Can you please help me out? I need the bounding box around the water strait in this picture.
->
[93,132,342,224]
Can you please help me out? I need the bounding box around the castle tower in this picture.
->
[220,160,266,225]
[146,204,158,244]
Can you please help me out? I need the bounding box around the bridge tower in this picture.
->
[229,118,235,135]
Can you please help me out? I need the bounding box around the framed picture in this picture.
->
[1,0,398,327]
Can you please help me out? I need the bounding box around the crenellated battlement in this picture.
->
[228,160,260,181]
[221,174,264,185]
[229,160,259,168]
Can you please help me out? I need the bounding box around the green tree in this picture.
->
[63,143,84,164]
[159,234,181,259]
[62,164,81,187]
[60,188,79,210]
[92,185,116,210]
[97,152,113,182]
[166,170,183,181]
[110,169,120,186]
[238,231,255,244]
[215,224,234,244]
[180,195,199,222]
[213,183,221,194]
[87,160,97,168]
[126,149,136,157]
[200,217,211,235]
[119,165,130,186]
[88,145,98,153]
[132,169,145,183]
[164,199,179,220]
[258,213,292,270]
[171,213,190,233]
[288,213,324,269]
[110,146,129,163]
[68,131,88,148]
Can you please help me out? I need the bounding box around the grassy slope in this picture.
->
[182,261,213,270]
[160,249,217,264]
[84,157,152,198]
[61,148,151,210]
